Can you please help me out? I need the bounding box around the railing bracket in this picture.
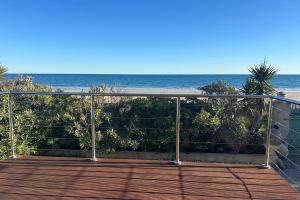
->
[171,160,182,166]
[257,164,271,169]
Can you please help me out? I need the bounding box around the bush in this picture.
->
[0,78,267,158]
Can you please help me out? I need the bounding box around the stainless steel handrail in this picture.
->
[0,90,270,98]
[268,96,300,186]
[3,90,300,190]
[3,90,300,168]
[271,95,300,106]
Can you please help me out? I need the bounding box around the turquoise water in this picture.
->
[5,74,300,91]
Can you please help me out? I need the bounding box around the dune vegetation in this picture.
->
[0,61,277,159]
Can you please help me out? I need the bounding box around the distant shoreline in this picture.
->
[59,86,300,92]
[64,88,300,100]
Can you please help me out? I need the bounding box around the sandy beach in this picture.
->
[283,91,300,100]
[66,88,300,101]
[124,89,300,100]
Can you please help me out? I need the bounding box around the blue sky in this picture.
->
[0,0,299,74]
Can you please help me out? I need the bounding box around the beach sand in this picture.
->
[284,92,300,100]
[121,88,300,101]
[65,88,300,101]
[124,89,300,100]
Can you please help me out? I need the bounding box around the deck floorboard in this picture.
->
[0,156,298,200]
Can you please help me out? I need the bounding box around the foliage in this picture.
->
[198,80,238,94]
[244,59,278,95]
[240,60,278,138]
[0,64,7,81]
[0,65,279,158]
[241,78,257,95]
[100,97,177,152]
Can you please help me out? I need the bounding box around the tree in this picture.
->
[0,64,7,81]
[240,78,257,95]
[241,60,278,112]
[198,80,237,94]
[241,60,278,141]
[243,59,278,95]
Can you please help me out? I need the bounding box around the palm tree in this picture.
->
[242,60,278,111]
[0,64,7,81]
[241,78,257,95]
[241,60,278,108]
[248,59,278,95]
[241,60,278,137]
[242,60,277,96]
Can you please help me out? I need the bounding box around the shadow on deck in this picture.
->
[0,156,298,200]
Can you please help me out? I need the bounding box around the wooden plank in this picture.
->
[0,156,298,200]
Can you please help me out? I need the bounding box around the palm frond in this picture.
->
[240,78,257,95]
[248,60,278,95]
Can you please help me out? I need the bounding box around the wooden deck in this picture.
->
[0,156,298,200]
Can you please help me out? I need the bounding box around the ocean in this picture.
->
[5,74,300,91]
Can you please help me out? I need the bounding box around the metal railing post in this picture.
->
[172,96,181,165]
[8,93,15,158]
[264,97,273,168]
[90,95,97,161]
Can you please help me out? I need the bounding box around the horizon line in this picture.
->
[5,73,300,75]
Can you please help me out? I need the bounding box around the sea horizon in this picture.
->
[5,73,300,92]
[6,73,300,75]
